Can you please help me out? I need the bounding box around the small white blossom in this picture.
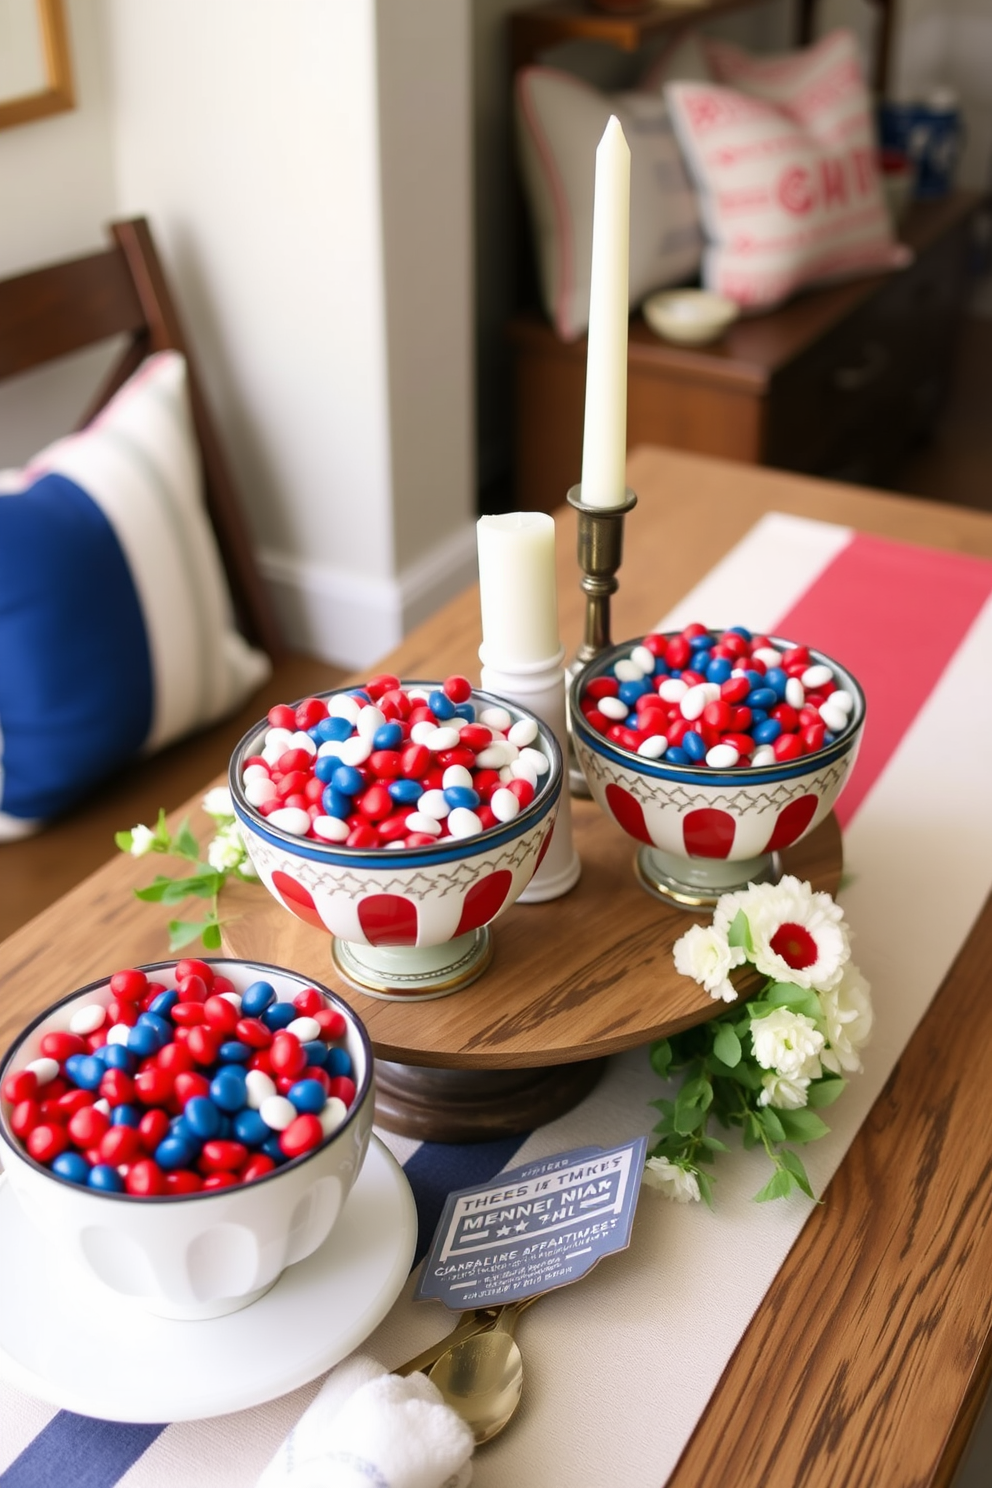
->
[819,962,873,1074]
[715,876,849,992]
[202,786,235,821]
[207,823,247,873]
[758,1071,810,1109]
[642,1156,701,1203]
[673,923,746,1003]
[128,824,156,857]
[750,1006,825,1081]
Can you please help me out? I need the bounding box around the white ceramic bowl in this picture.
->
[643,289,739,347]
[0,960,374,1320]
[229,683,563,999]
[570,635,865,906]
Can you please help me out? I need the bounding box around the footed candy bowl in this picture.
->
[230,682,563,1000]
[570,630,865,908]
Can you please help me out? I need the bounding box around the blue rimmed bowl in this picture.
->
[569,636,865,908]
[230,685,563,1000]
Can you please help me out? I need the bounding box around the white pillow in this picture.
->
[515,66,703,342]
[0,350,271,837]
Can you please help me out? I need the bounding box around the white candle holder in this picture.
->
[480,644,581,901]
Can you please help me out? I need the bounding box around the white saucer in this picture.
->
[0,1135,416,1422]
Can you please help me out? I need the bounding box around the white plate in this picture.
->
[0,1135,416,1422]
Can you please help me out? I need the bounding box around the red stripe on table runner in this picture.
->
[773,531,992,827]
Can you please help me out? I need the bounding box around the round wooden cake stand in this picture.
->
[223,803,843,1143]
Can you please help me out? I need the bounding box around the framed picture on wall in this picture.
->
[0,0,73,130]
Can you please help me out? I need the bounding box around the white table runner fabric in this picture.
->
[3,513,992,1488]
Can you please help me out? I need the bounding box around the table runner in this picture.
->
[3,512,992,1488]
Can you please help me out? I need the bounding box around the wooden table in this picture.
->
[3,447,992,1485]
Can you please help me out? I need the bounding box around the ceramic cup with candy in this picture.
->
[570,626,865,907]
[229,678,563,1000]
[0,959,374,1320]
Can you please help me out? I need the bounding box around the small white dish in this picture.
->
[0,1136,416,1422]
[643,290,739,347]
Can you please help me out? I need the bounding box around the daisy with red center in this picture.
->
[714,875,850,992]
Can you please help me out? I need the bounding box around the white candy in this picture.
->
[476,743,513,769]
[242,763,271,784]
[427,726,461,751]
[327,694,361,723]
[498,765,514,783]
[267,806,311,836]
[286,1016,321,1043]
[319,1096,349,1137]
[106,1024,132,1046]
[260,1094,297,1131]
[246,1070,277,1109]
[405,811,442,836]
[637,735,667,759]
[245,777,278,807]
[828,688,854,715]
[706,743,740,769]
[386,840,406,850]
[480,706,512,732]
[25,1056,59,1086]
[752,647,783,669]
[442,765,473,790]
[338,736,372,767]
[785,677,805,709]
[447,806,483,839]
[356,705,386,741]
[69,1003,106,1036]
[630,645,656,675]
[490,787,521,822]
[510,758,538,787]
[93,1098,111,1117]
[519,746,550,776]
[819,704,849,735]
[261,742,287,767]
[410,720,437,746]
[288,730,317,755]
[219,991,242,1009]
[598,696,629,721]
[507,717,538,748]
[312,815,350,843]
[316,739,344,760]
[614,658,645,683]
[263,727,294,753]
[751,745,777,767]
[680,683,711,721]
[418,789,451,820]
[802,663,834,690]
[658,678,688,703]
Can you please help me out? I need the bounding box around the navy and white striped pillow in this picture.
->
[0,351,271,839]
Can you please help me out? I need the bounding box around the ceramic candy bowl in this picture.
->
[0,959,374,1321]
[230,684,563,1001]
[569,633,865,908]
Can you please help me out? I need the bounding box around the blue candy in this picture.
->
[331,764,364,797]
[52,1152,90,1185]
[750,708,769,726]
[618,679,650,706]
[69,1054,105,1090]
[747,687,779,711]
[682,731,707,763]
[666,746,690,765]
[764,667,788,699]
[137,1011,171,1047]
[453,702,476,723]
[88,1164,125,1193]
[184,1095,222,1140]
[126,1023,161,1059]
[287,1078,328,1114]
[314,754,339,783]
[262,1001,297,1032]
[155,1135,199,1170]
[727,625,752,641]
[372,722,403,751]
[388,779,422,805]
[320,786,352,819]
[753,718,782,745]
[302,1039,328,1068]
[241,980,276,1017]
[112,1103,142,1127]
[324,1046,352,1078]
[101,1043,136,1072]
[218,1039,251,1064]
[233,1108,270,1146]
[316,716,354,743]
[688,633,712,651]
[260,1134,288,1165]
[742,670,765,691]
[149,990,179,1018]
[210,1067,248,1113]
[706,658,732,685]
[443,786,481,811]
[691,649,712,670]
[428,689,456,720]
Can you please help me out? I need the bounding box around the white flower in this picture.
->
[207,823,246,873]
[715,876,850,992]
[758,1071,810,1109]
[673,923,746,1003]
[819,962,873,1074]
[642,1156,701,1203]
[128,824,156,857]
[202,786,235,821]
[750,1006,825,1081]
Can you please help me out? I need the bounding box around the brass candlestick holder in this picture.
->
[566,483,638,795]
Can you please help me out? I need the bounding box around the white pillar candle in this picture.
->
[580,115,630,510]
[477,512,559,667]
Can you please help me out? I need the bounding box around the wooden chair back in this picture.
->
[0,217,284,660]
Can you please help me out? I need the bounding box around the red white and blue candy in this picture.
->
[2,961,356,1196]
[240,675,551,849]
[578,626,855,768]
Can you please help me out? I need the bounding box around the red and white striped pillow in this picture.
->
[665,30,909,310]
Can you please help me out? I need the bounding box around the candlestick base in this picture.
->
[331,928,494,1002]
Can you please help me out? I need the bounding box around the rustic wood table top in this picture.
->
[3,446,992,1485]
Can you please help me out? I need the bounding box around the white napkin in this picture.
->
[257,1354,474,1488]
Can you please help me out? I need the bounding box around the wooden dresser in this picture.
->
[509,191,984,512]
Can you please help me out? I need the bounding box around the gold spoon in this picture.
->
[393,1307,501,1378]
[426,1295,538,1444]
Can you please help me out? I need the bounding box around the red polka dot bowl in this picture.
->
[569,635,865,908]
[0,960,375,1320]
[230,685,563,1001]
